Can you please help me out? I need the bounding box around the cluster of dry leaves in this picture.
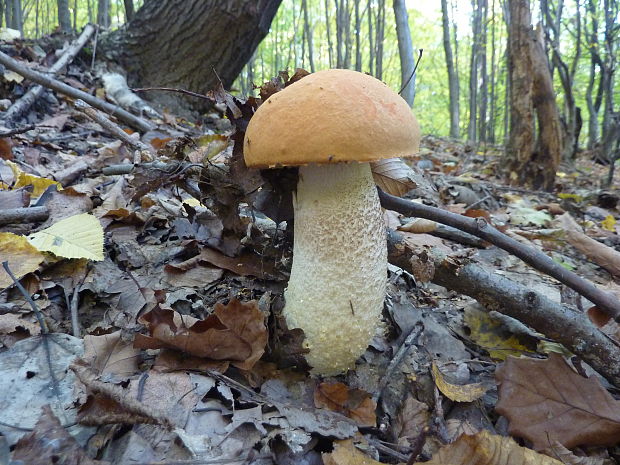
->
[1,36,620,465]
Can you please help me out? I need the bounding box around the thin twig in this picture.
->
[132,87,211,101]
[2,261,48,333]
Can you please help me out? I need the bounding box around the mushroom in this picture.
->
[243,69,420,375]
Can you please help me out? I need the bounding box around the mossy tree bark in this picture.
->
[99,0,282,111]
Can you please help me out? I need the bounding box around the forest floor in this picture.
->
[1,35,620,465]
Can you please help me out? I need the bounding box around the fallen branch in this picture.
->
[0,50,154,133]
[74,99,154,158]
[378,188,620,322]
[387,229,620,387]
[0,206,49,226]
[2,24,96,125]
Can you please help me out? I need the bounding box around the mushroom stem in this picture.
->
[283,162,387,374]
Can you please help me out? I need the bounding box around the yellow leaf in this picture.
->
[6,160,62,197]
[417,430,564,465]
[431,362,488,402]
[28,213,104,261]
[323,440,386,465]
[0,232,45,287]
[557,193,583,202]
[601,215,616,232]
[464,305,536,360]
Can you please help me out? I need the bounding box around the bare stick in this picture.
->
[378,188,620,322]
[3,24,96,125]
[387,230,620,387]
[0,50,154,133]
[0,206,49,226]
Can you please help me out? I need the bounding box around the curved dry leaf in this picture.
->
[496,353,620,449]
[417,430,564,465]
[371,158,417,197]
[399,218,438,233]
[432,362,488,402]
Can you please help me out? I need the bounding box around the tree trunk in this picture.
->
[325,0,334,68]
[375,0,385,79]
[12,0,22,36]
[97,0,110,28]
[343,0,351,69]
[367,0,374,75]
[477,0,488,142]
[467,0,481,142]
[123,0,134,21]
[393,0,415,106]
[601,0,618,151]
[488,0,497,143]
[57,0,71,33]
[541,0,581,161]
[5,0,13,29]
[504,0,562,191]
[354,0,361,71]
[441,0,459,138]
[335,0,343,67]
[100,0,282,112]
[302,0,315,72]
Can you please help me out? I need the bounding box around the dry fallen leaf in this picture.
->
[314,382,376,427]
[83,331,141,380]
[371,157,417,197]
[417,430,563,465]
[0,232,45,288]
[135,299,267,370]
[323,439,386,465]
[12,405,108,465]
[393,394,430,448]
[495,353,620,449]
[432,362,488,402]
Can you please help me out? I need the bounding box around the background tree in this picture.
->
[99,0,282,112]
[505,0,562,190]
[441,0,460,138]
[393,0,415,106]
[57,0,71,32]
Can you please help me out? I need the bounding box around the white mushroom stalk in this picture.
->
[284,163,386,374]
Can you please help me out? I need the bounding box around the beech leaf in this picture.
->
[371,158,417,197]
[495,353,620,449]
[314,381,376,427]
